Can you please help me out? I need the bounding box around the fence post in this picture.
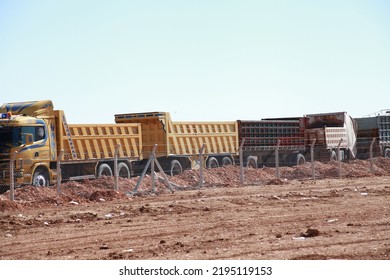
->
[132,144,157,194]
[275,140,281,179]
[311,139,316,180]
[151,150,156,192]
[369,138,376,173]
[337,138,343,178]
[114,144,121,191]
[9,151,18,201]
[57,149,64,195]
[152,158,174,193]
[198,143,206,188]
[239,139,245,185]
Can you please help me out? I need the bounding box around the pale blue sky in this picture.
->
[1,0,389,123]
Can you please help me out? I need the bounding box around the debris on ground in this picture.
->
[0,158,389,211]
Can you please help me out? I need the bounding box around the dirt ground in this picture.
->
[0,159,389,260]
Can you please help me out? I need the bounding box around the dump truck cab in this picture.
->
[1,100,143,194]
[0,101,56,190]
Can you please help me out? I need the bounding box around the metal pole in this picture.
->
[9,151,18,201]
[337,138,343,178]
[57,149,64,195]
[151,151,156,192]
[198,143,206,188]
[239,139,245,185]
[153,158,174,193]
[275,140,281,179]
[132,144,157,194]
[369,138,376,173]
[311,139,316,180]
[114,144,121,191]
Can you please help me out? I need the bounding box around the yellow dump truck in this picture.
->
[115,112,239,175]
[0,100,142,191]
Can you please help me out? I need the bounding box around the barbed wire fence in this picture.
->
[2,137,388,201]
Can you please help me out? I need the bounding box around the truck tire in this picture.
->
[32,168,49,187]
[221,156,233,166]
[296,153,306,165]
[118,162,130,178]
[246,156,257,169]
[384,148,390,158]
[170,160,182,176]
[97,163,113,177]
[207,157,219,169]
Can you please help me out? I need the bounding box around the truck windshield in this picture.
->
[0,125,45,150]
[0,126,21,150]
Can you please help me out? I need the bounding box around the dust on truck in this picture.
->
[0,100,142,193]
[115,112,238,176]
[304,112,357,161]
[355,110,390,159]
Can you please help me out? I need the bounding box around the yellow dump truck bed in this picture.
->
[55,110,142,161]
[114,112,238,158]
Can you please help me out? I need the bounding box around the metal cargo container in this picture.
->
[355,110,390,159]
[237,118,306,166]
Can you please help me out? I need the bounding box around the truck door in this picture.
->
[19,120,50,162]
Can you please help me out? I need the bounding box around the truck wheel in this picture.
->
[296,154,306,165]
[246,156,257,169]
[32,168,49,187]
[170,160,182,176]
[97,163,113,177]
[221,156,233,166]
[118,162,130,178]
[207,157,219,169]
[384,148,390,158]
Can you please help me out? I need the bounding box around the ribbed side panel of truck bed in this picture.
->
[115,112,238,157]
[55,110,142,161]
[237,118,305,151]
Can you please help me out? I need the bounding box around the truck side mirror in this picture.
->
[22,133,34,145]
